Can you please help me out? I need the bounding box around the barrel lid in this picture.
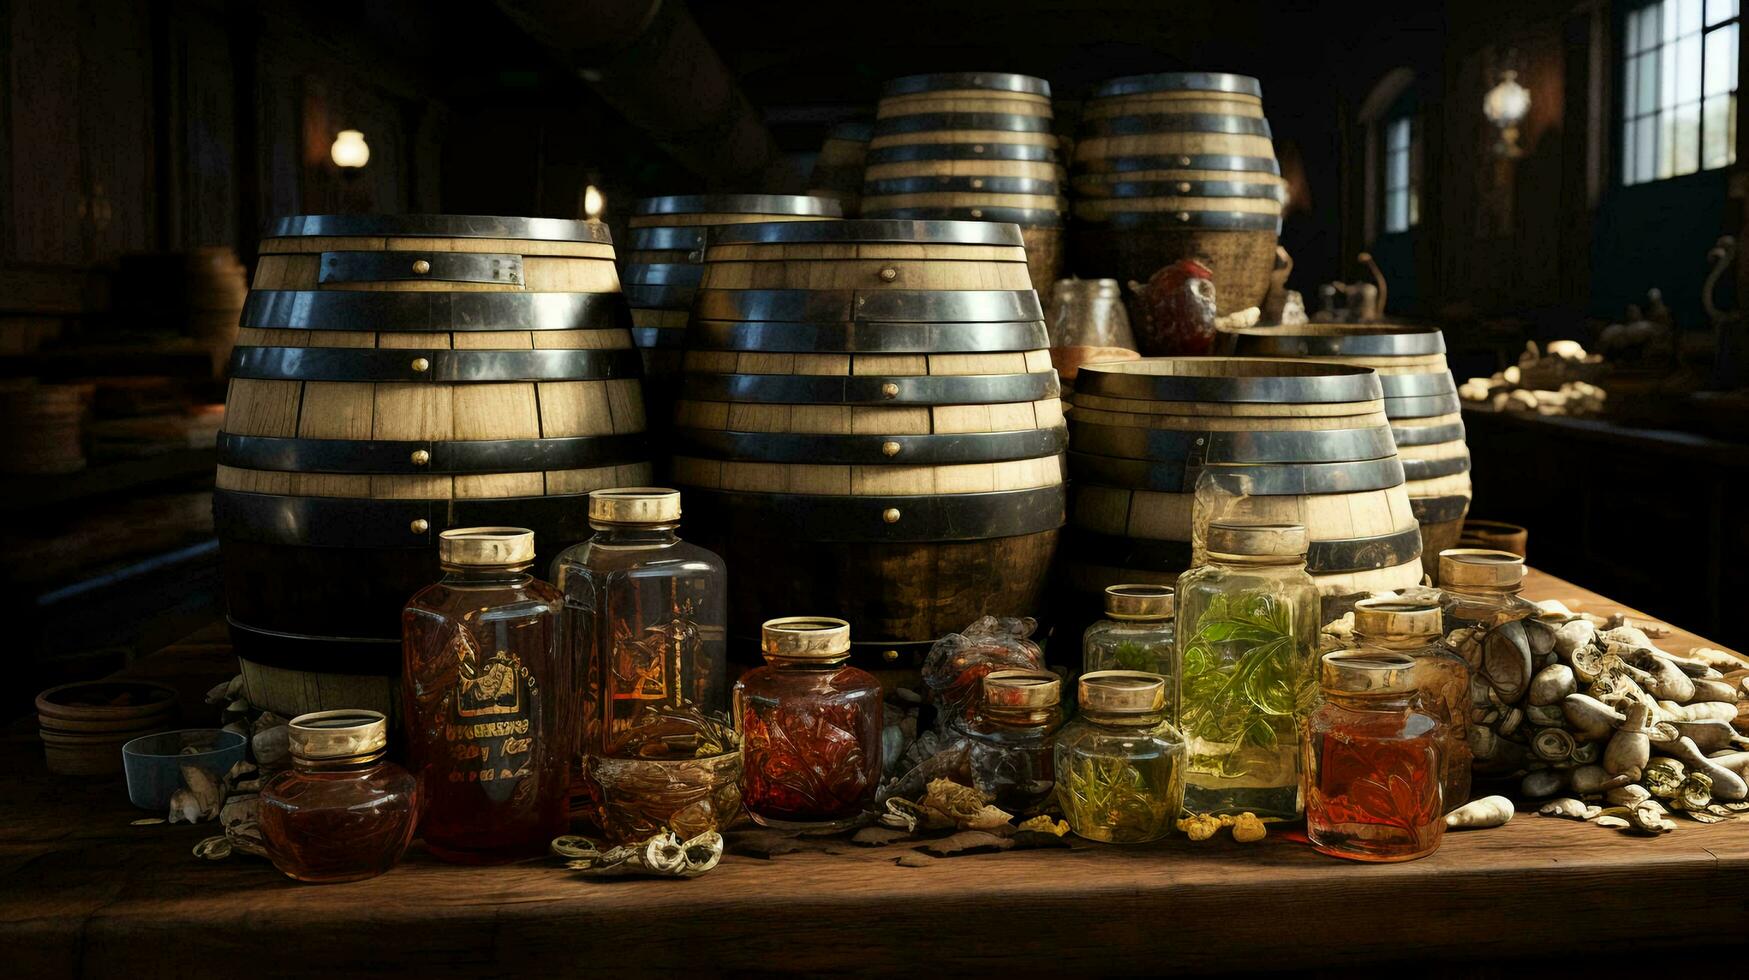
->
[1092,71,1264,99]
[631,194,843,218]
[264,214,612,244]
[882,72,1052,98]
[709,218,1025,247]
[1074,357,1383,404]
[1225,323,1447,358]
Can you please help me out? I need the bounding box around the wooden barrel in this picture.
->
[1071,72,1284,315]
[217,214,653,719]
[1061,357,1423,608]
[624,195,841,454]
[672,219,1066,666]
[861,72,1067,297]
[0,380,90,474]
[1221,324,1471,576]
[808,122,871,217]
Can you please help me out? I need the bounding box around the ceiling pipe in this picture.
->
[492,0,781,185]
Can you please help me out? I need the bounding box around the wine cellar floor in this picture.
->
[4,569,1744,977]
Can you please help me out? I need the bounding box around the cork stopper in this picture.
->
[1320,650,1420,696]
[288,709,388,763]
[983,669,1061,709]
[1077,670,1168,715]
[761,616,852,661]
[1352,597,1442,639]
[438,527,535,567]
[589,487,682,525]
[1104,584,1175,621]
[1206,522,1309,561]
[1438,548,1524,588]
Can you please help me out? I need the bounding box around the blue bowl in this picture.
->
[121,729,248,811]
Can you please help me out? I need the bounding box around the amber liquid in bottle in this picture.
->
[260,760,418,883]
[403,556,571,864]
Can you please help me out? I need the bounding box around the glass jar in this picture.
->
[735,617,883,830]
[1054,670,1185,843]
[1083,584,1178,703]
[1304,650,1446,862]
[1437,548,1540,775]
[1352,597,1472,811]
[402,527,571,864]
[1175,522,1320,820]
[550,487,729,835]
[1438,549,1538,633]
[949,668,1063,815]
[259,710,417,883]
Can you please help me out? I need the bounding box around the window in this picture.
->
[1383,116,1420,233]
[1622,0,1739,185]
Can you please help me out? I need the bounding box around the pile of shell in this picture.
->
[187,675,284,860]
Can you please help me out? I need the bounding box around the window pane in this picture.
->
[1662,43,1681,108]
[1629,8,1643,51]
[1675,100,1702,172]
[1676,32,1704,103]
[1707,0,1738,25]
[1624,119,1639,183]
[1640,50,1661,110]
[1703,94,1731,166]
[1644,4,1667,50]
[1639,111,1659,177]
[1387,148,1409,189]
[1679,0,1704,34]
[1706,23,1739,95]
[1387,117,1410,151]
[1665,0,1682,41]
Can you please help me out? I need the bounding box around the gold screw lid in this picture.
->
[1078,670,1168,714]
[1320,650,1420,695]
[1352,597,1442,638]
[438,526,535,566]
[1207,522,1309,560]
[1438,548,1524,588]
[761,616,852,660]
[983,669,1061,709]
[288,709,388,762]
[588,487,682,525]
[1104,584,1175,620]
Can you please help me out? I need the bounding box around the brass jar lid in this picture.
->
[983,669,1062,709]
[589,487,682,525]
[1438,548,1524,588]
[1320,650,1420,695]
[1078,670,1168,714]
[1104,584,1175,620]
[288,709,388,762]
[1206,522,1309,560]
[1352,597,1442,638]
[438,526,535,566]
[761,616,852,660]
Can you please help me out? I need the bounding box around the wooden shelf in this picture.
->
[0,446,216,513]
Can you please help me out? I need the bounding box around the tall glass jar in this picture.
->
[402,527,570,864]
[550,488,729,835]
[1352,597,1472,811]
[735,617,883,830]
[1175,522,1320,820]
[949,668,1063,815]
[259,710,417,883]
[1437,548,1539,775]
[1304,650,1446,862]
[1053,670,1185,843]
[1083,585,1178,700]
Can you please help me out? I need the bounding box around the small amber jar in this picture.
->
[1304,651,1446,862]
[1053,671,1186,843]
[735,616,883,830]
[259,710,417,883]
[1352,597,1472,811]
[950,668,1063,815]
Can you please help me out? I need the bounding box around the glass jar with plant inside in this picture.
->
[1083,584,1178,703]
[1053,670,1185,843]
[1175,522,1320,821]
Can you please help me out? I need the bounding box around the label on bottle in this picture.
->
[444,643,539,801]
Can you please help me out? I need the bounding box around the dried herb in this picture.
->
[1055,754,1176,840]
[1110,640,1164,672]
[1180,591,1317,778]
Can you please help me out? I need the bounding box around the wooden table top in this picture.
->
[5,568,1747,977]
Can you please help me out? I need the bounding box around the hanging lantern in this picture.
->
[330,130,371,170]
[1483,70,1530,158]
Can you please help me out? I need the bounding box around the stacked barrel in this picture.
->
[1222,324,1471,575]
[861,72,1067,296]
[672,219,1067,666]
[217,214,652,719]
[623,195,842,448]
[1060,358,1424,608]
[1072,72,1286,315]
[807,122,872,217]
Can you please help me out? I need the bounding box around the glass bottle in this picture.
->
[1304,650,1447,862]
[1175,522,1320,820]
[550,487,729,835]
[1437,548,1538,633]
[1083,584,1178,707]
[1352,597,1472,811]
[949,668,1063,815]
[402,527,570,864]
[259,710,417,883]
[735,616,883,830]
[1053,670,1185,843]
